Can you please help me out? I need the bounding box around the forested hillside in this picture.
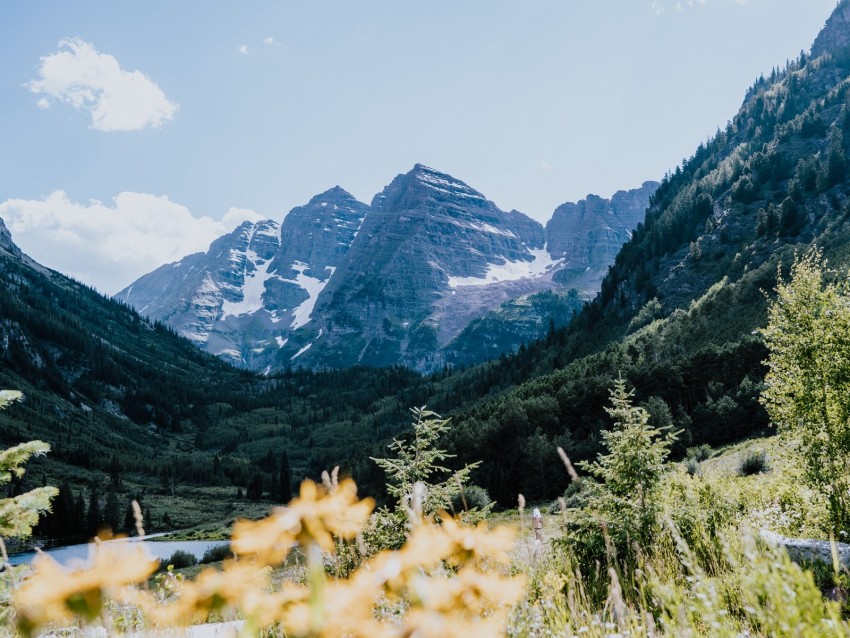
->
[433,22,850,504]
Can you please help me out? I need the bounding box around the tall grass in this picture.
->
[3,436,846,636]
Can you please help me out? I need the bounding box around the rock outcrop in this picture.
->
[811,0,850,59]
[545,181,659,291]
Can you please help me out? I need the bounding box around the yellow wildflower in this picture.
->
[152,561,279,626]
[232,478,374,561]
[14,542,157,636]
[438,516,515,567]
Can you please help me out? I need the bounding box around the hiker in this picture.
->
[532,508,543,541]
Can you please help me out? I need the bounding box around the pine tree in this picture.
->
[579,377,679,543]
[86,485,102,536]
[280,449,293,503]
[372,407,482,519]
[104,488,121,533]
[247,474,264,501]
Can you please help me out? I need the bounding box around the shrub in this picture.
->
[451,485,491,512]
[739,449,770,476]
[686,443,713,462]
[201,543,231,564]
[684,457,700,476]
[163,549,198,570]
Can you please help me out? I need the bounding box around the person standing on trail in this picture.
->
[532,508,543,541]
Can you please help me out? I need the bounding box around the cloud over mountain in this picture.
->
[26,38,178,132]
[0,191,261,294]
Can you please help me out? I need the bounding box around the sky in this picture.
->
[0,0,839,294]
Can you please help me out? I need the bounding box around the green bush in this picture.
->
[686,443,713,462]
[451,485,491,512]
[163,549,198,570]
[201,543,231,563]
[739,449,770,476]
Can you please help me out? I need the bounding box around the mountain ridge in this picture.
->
[117,167,656,372]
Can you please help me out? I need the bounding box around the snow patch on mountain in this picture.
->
[220,251,275,319]
[416,166,485,201]
[455,220,517,238]
[291,342,312,360]
[447,248,562,288]
[282,262,336,329]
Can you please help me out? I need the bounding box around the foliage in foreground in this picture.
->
[0,391,56,541]
[761,249,850,533]
[11,475,523,637]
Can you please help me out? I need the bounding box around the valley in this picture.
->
[5,2,850,634]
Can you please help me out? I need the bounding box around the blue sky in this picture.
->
[0,0,839,293]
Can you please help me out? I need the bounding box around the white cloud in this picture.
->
[539,160,552,171]
[26,38,178,132]
[263,37,277,46]
[0,192,263,295]
[237,44,250,55]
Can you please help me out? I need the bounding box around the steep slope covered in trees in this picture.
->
[434,2,850,504]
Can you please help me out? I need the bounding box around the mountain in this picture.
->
[290,164,560,370]
[118,188,368,371]
[546,181,660,291]
[0,216,426,536]
[120,167,655,372]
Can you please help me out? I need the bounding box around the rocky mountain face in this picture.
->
[119,166,655,372]
[440,288,587,368]
[0,218,16,256]
[546,182,659,291]
[119,188,368,371]
[811,0,850,59]
[594,11,850,326]
[294,164,560,370]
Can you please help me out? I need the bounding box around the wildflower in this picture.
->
[438,516,516,567]
[232,479,374,562]
[409,567,525,616]
[152,561,267,625]
[14,543,158,636]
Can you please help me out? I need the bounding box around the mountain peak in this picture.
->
[408,163,472,189]
[307,185,356,206]
[371,163,488,209]
[812,0,850,59]
[0,217,20,257]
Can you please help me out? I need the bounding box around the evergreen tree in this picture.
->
[0,391,58,540]
[86,485,102,536]
[372,407,483,519]
[579,377,679,544]
[104,487,121,533]
[280,449,293,503]
[247,474,264,501]
[50,482,75,538]
[123,502,136,535]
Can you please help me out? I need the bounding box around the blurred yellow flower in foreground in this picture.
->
[232,478,374,561]
[12,479,525,638]
[14,541,157,636]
